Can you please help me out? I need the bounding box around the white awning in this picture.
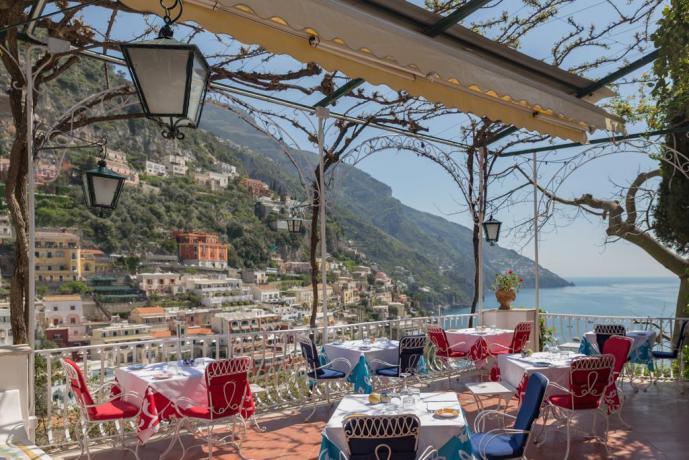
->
[121,0,625,143]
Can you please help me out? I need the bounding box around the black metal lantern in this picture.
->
[120,0,209,140]
[287,216,305,233]
[483,214,502,246]
[81,155,126,216]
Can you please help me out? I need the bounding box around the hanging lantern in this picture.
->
[287,216,305,233]
[81,153,126,216]
[120,0,209,140]
[483,214,502,246]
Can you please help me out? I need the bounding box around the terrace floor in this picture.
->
[56,378,688,460]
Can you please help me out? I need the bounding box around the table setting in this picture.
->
[324,337,404,393]
[445,326,513,363]
[580,329,656,370]
[114,357,255,443]
[319,390,474,460]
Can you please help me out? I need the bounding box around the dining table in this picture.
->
[497,352,582,401]
[319,391,473,460]
[323,338,400,393]
[114,358,255,443]
[581,329,656,370]
[445,327,514,362]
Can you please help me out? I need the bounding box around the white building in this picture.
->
[0,304,12,345]
[145,160,167,177]
[185,277,251,307]
[166,154,189,176]
[0,212,13,242]
[251,285,281,303]
[43,294,87,342]
[137,272,186,297]
[217,162,238,178]
[211,309,282,334]
[372,304,389,320]
[91,323,153,344]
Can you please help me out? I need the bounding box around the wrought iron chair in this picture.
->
[62,358,143,460]
[594,324,626,353]
[602,335,633,426]
[538,355,615,460]
[487,322,533,356]
[171,356,253,460]
[652,319,688,392]
[370,335,426,380]
[297,335,352,421]
[471,372,549,460]
[342,414,436,460]
[427,325,467,387]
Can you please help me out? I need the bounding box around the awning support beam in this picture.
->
[500,126,689,157]
[424,0,491,37]
[486,49,660,146]
[314,78,364,107]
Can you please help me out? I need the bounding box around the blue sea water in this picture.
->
[446,276,680,318]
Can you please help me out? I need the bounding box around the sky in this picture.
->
[77,1,676,280]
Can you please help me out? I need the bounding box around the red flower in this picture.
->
[507,270,513,274]
[520,278,524,282]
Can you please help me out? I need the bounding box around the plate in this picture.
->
[152,373,173,380]
[434,408,459,418]
[128,364,145,370]
[530,361,552,367]
[359,346,371,351]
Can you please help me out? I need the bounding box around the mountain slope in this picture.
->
[200,104,571,304]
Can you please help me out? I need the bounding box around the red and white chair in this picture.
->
[488,321,533,356]
[537,355,615,460]
[427,325,467,387]
[62,358,143,460]
[171,356,253,460]
[602,335,633,425]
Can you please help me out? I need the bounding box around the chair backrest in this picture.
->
[510,322,533,353]
[62,358,96,417]
[602,335,633,379]
[298,335,320,372]
[673,320,689,353]
[427,325,450,355]
[398,335,426,374]
[344,414,420,460]
[205,356,251,420]
[513,372,549,448]
[594,324,626,352]
[568,355,615,410]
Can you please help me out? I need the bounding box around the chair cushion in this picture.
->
[88,399,139,421]
[548,393,600,411]
[652,350,678,360]
[470,433,525,460]
[307,368,346,380]
[436,349,467,358]
[375,366,400,377]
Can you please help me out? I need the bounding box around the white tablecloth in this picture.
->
[498,353,581,396]
[446,328,513,358]
[325,392,465,457]
[324,339,399,375]
[583,330,656,355]
[114,358,213,407]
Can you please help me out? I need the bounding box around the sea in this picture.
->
[445,276,680,318]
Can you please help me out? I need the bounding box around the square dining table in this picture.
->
[497,352,584,400]
[324,392,466,458]
[324,339,399,375]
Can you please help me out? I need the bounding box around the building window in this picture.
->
[70,305,76,311]
[70,318,76,324]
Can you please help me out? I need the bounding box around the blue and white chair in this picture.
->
[371,335,426,381]
[652,319,688,392]
[298,335,352,421]
[470,372,549,460]
[342,414,436,460]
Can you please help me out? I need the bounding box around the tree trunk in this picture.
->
[308,178,320,330]
[470,222,480,315]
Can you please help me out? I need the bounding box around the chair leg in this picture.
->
[305,382,318,421]
[564,417,571,460]
[207,422,214,460]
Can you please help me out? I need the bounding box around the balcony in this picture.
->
[11,313,688,459]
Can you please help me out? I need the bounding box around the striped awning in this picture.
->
[120,0,625,143]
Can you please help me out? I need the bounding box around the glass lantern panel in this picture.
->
[126,45,190,115]
[187,51,209,125]
[91,175,121,207]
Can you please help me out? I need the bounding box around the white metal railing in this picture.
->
[32,314,476,450]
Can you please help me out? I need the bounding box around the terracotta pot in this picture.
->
[495,289,516,310]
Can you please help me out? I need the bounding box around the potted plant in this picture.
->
[492,270,523,310]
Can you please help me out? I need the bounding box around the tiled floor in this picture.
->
[57,379,688,460]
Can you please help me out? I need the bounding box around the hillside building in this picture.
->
[35,229,81,282]
[43,294,87,344]
[137,272,186,297]
[240,178,271,198]
[145,160,167,177]
[0,212,13,242]
[173,231,228,269]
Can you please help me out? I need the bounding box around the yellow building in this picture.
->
[35,229,81,282]
[79,249,112,277]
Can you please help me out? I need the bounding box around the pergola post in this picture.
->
[316,106,330,344]
[532,151,540,310]
[477,145,488,326]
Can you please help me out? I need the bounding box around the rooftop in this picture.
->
[43,294,82,302]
